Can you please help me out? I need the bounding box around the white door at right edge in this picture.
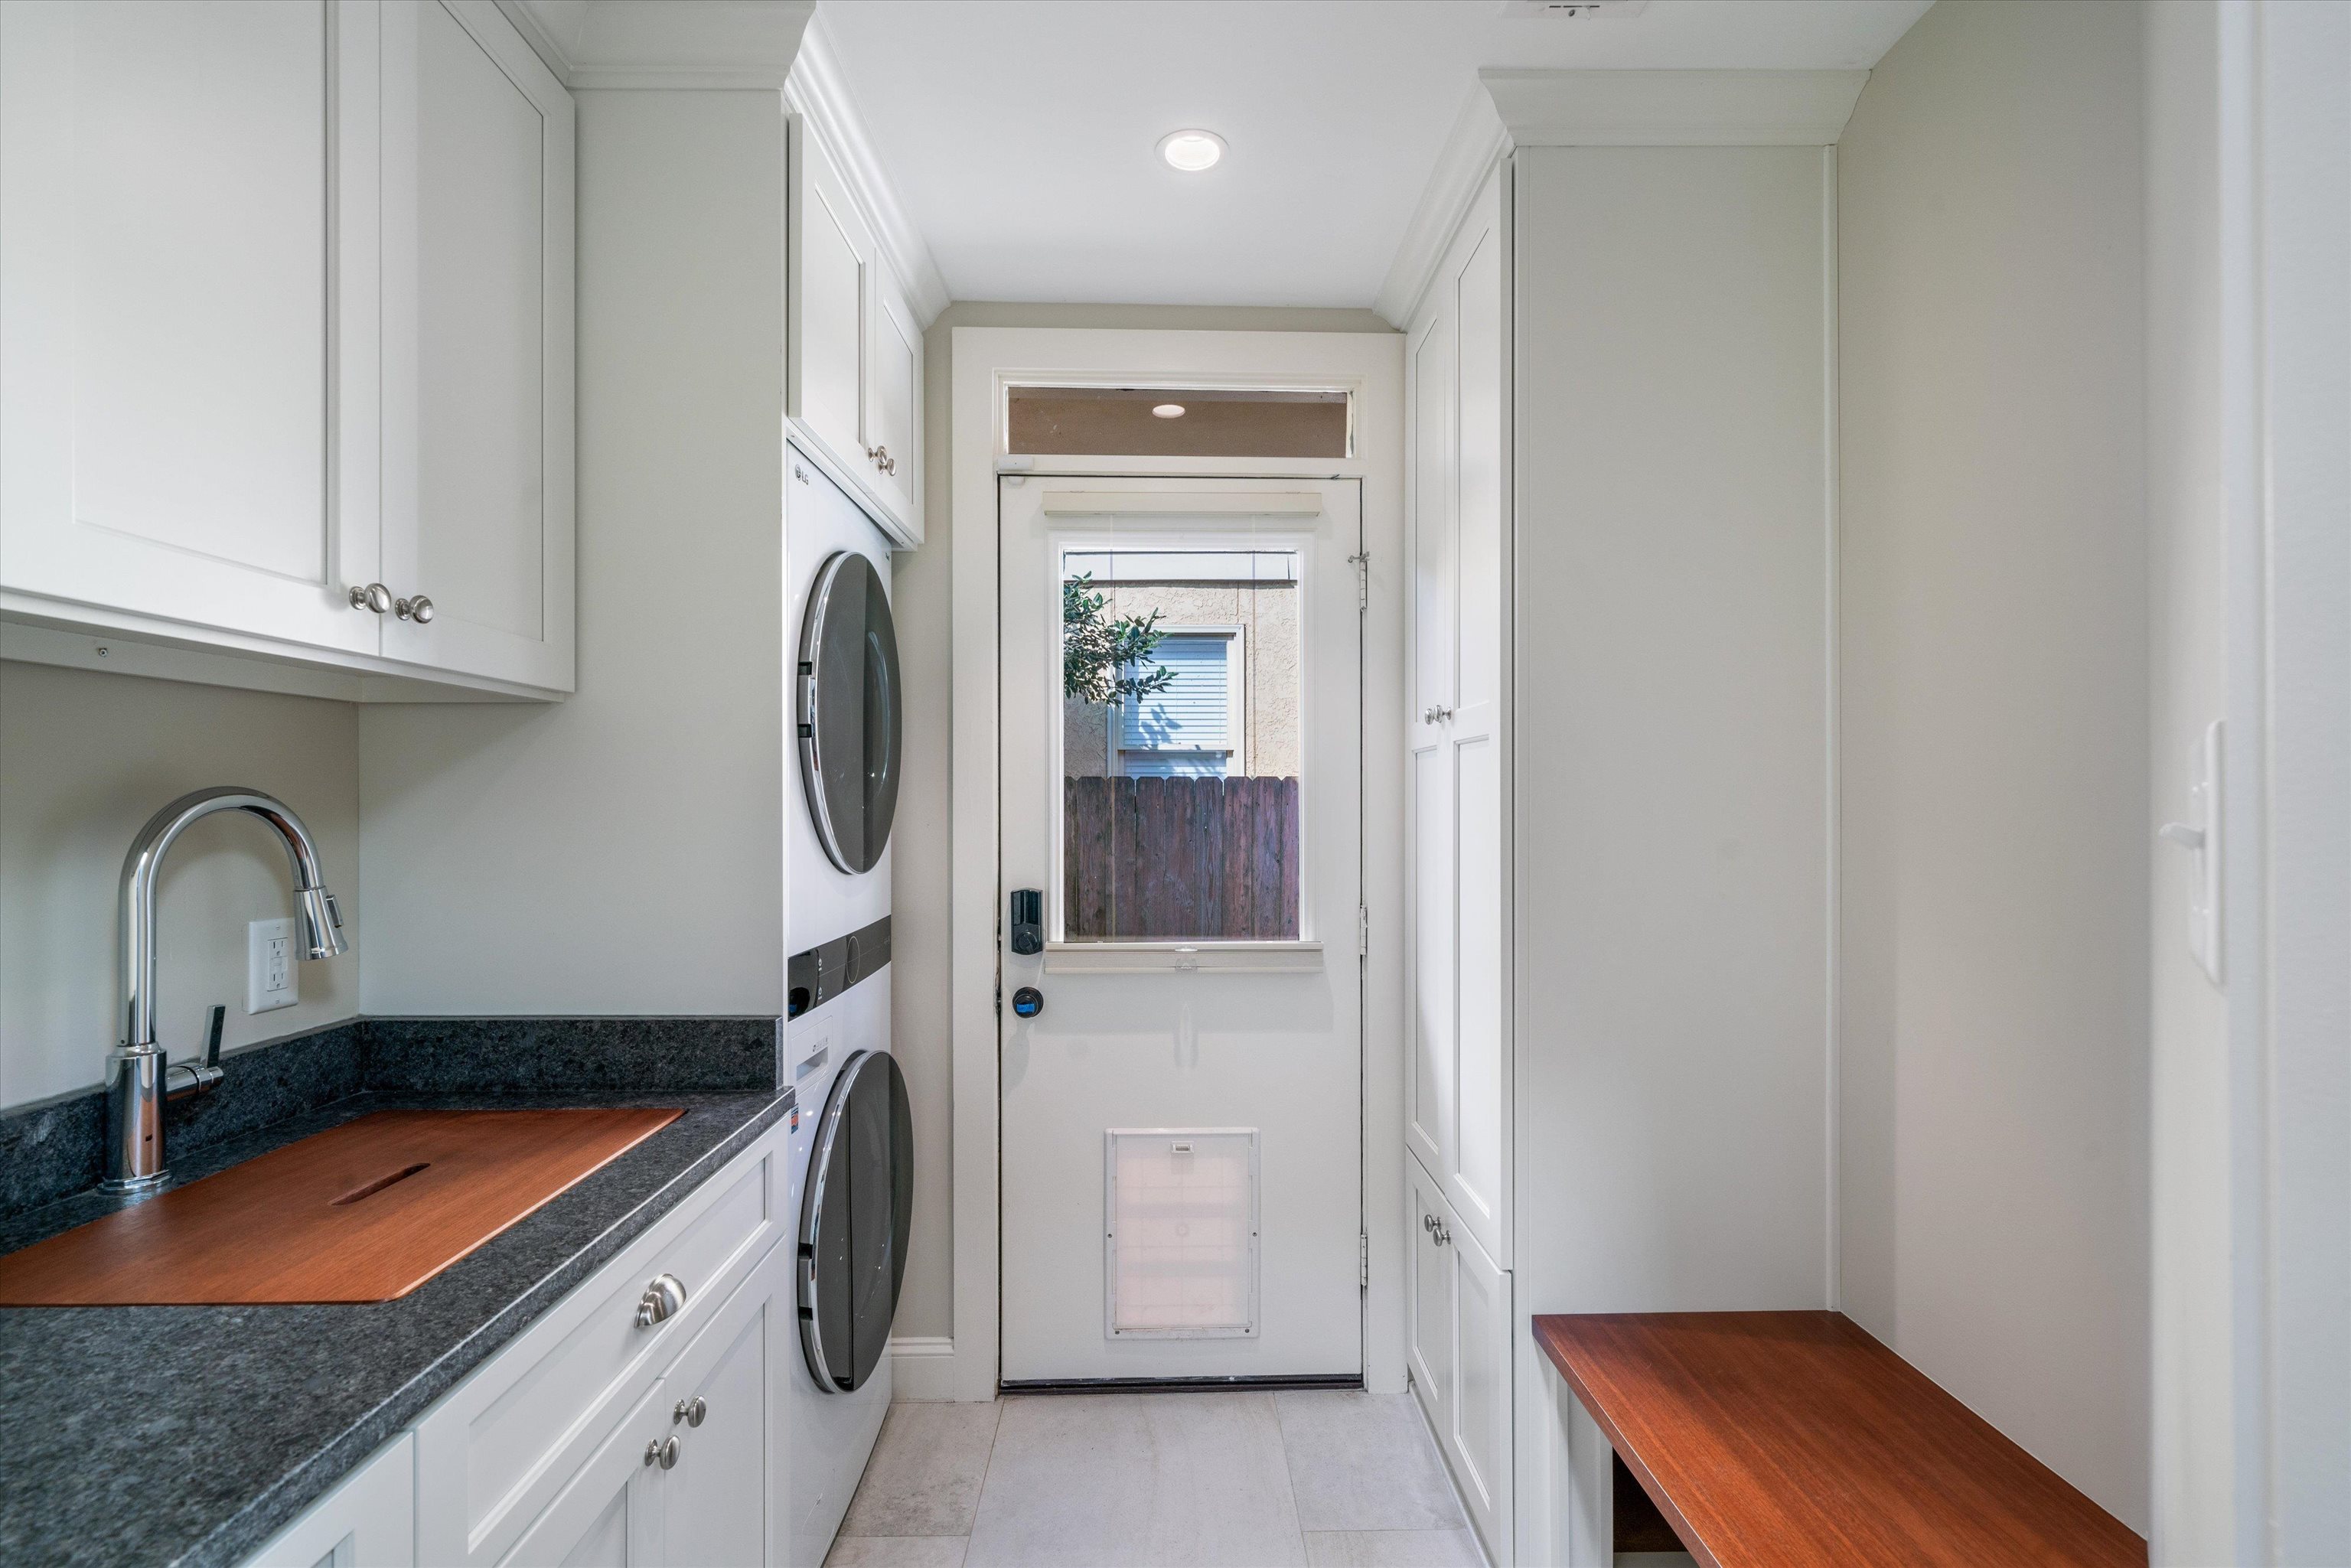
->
[998,475,1365,1384]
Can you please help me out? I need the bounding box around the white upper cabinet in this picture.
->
[786,112,923,546]
[788,118,870,487]
[862,261,922,531]
[0,0,576,699]
[380,0,575,691]
[0,0,382,655]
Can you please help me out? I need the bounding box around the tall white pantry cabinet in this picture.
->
[1404,161,1516,1563]
[1404,78,1849,1566]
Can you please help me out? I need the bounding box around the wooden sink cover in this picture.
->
[0,1107,680,1306]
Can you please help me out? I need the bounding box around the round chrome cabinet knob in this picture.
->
[348,583,393,614]
[394,594,435,624]
[644,1436,680,1469]
[635,1273,687,1328]
[674,1396,707,1428]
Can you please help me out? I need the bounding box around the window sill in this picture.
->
[1043,941,1324,974]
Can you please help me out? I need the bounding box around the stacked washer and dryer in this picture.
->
[784,448,915,1567]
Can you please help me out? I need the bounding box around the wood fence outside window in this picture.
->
[1062,774,1301,939]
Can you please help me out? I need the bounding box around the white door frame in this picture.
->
[947,326,1406,1400]
[2210,4,2351,1556]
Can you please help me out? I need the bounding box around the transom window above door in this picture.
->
[1009,386,1350,458]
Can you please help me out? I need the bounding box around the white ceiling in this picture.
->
[814,0,1933,311]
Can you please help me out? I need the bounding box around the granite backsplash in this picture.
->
[0,1016,781,1221]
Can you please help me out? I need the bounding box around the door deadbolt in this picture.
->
[1009,888,1043,956]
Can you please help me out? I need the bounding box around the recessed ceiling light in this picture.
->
[1152,403,1187,419]
[1157,129,1224,173]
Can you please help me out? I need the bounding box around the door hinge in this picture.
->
[1360,1232,1370,1291]
[1347,551,1369,612]
[1358,905,1370,959]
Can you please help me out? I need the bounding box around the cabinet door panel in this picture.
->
[556,1491,629,1568]
[1405,303,1457,1188]
[241,1433,415,1568]
[1451,1221,1509,1558]
[1406,1160,1454,1433]
[502,1384,669,1568]
[1445,188,1508,1262]
[660,1299,770,1567]
[861,264,921,534]
[1405,165,1510,1266]
[380,0,573,690]
[788,119,869,482]
[0,0,378,652]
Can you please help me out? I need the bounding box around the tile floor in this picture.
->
[823,1391,1483,1568]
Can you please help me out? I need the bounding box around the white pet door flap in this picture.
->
[1104,1129,1260,1338]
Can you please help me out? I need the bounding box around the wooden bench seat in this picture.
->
[1534,1312,2145,1568]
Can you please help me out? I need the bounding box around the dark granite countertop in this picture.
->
[0,1083,791,1568]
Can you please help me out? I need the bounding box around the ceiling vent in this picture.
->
[1501,0,1652,16]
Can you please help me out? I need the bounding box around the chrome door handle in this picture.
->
[394,593,435,624]
[348,583,393,614]
[644,1436,680,1469]
[635,1273,687,1328]
[1422,704,1453,725]
[866,444,896,476]
[673,1396,706,1428]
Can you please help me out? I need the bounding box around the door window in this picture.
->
[1061,547,1302,940]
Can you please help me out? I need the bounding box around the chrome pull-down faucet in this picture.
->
[106,787,347,1193]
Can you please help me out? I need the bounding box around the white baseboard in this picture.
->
[888,1336,960,1400]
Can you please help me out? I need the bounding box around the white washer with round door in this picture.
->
[784,445,913,1567]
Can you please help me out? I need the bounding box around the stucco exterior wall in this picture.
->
[1063,580,1300,777]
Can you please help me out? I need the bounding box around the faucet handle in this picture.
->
[165,1005,227,1101]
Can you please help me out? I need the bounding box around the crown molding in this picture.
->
[1374,67,1867,327]
[1374,86,1511,330]
[786,15,952,327]
[1480,68,1868,147]
[496,0,817,91]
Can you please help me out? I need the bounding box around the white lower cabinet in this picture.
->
[507,1244,787,1567]
[1408,1154,1511,1562]
[242,1123,787,1568]
[243,1434,416,1568]
[504,1381,675,1567]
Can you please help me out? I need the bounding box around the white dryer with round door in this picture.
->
[784,448,913,1567]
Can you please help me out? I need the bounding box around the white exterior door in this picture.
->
[999,475,1365,1383]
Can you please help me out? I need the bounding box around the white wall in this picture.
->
[893,302,1397,1350]
[1837,0,2149,1531]
[1511,143,1835,1317]
[0,661,360,1107]
[2144,4,2235,1559]
[358,90,786,1016]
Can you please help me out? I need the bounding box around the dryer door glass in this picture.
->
[800,1050,915,1392]
[800,551,903,873]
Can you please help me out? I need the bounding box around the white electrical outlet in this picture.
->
[249,917,297,1013]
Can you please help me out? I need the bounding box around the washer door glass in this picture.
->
[800,551,902,873]
[799,1050,915,1392]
